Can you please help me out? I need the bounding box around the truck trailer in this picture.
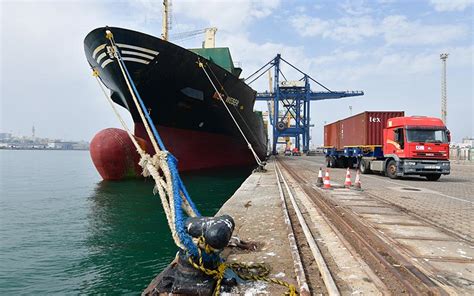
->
[323,111,451,181]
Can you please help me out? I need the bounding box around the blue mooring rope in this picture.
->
[114,42,214,260]
[115,50,166,151]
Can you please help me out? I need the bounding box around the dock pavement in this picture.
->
[216,155,473,295]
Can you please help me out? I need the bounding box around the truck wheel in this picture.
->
[341,158,349,168]
[426,174,441,181]
[360,160,371,174]
[347,158,354,169]
[386,160,398,179]
[329,157,337,168]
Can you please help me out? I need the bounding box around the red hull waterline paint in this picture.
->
[90,123,256,180]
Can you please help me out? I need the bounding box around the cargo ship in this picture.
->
[84,27,268,180]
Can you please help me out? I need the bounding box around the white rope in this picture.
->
[106,31,199,217]
[199,62,264,167]
[94,29,201,254]
[92,71,184,249]
[106,31,185,223]
[106,31,161,155]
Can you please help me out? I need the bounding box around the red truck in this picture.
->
[323,111,451,181]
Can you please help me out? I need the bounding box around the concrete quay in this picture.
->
[144,155,473,295]
[279,155,473,294]
[215,159,299,295]
[216,155,473,295]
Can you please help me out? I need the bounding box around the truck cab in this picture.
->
[382,116,450,180]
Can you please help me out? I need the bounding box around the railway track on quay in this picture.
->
[275,162,338,295]
[276,158,454,295]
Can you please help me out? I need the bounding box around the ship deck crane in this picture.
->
[249,54,364,155]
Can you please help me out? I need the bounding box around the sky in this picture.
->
[1,0,473,144]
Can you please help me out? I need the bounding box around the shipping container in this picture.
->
[323,121,340,148]
[324,111,405,150]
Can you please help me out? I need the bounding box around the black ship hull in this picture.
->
[84,27,267,179]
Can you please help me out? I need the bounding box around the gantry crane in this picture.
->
[247,54,364,155]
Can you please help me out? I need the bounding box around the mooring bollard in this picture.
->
[143,215,236,296]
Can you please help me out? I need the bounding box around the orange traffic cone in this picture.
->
[316,167,324,187]
[344,168,352,188]
[354,169,362,190]
[323,169,331,189]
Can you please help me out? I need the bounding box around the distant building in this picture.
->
[0,132,89,150]
[0,133,12,141]
[72,141,90,150]
[47,142,73,149]
[461,137,473,148]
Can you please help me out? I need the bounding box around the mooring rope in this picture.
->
[92,69,182,248]
[198,61,265,168]
[105,31,201,218]
[206,63,267,151]
[92,30,206,259]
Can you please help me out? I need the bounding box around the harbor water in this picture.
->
[0,150,251,294]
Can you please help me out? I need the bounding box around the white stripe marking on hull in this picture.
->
[101,59,114,68]
[96,52,107,64]
[101,57,150,68]
[92,44,106,59]
[122,57,150,65]
[121,50,156,60]
[116,43,158,55]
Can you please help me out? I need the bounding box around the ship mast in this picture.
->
[162,0,169,41]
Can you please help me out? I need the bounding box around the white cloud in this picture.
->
[290,14,467,45]
[313,45,473,83]
[290,16,329,37]
[290,15,377,42]
[339,0,373,16]
[381,15,467,45]
[170,0,281,31]
[332,17,378,42]
[313,50,363,65]
[429,0,473,12]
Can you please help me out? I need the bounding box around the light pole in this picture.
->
[440,53,448,124]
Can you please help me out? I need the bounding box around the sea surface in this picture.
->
[0,150,251,295]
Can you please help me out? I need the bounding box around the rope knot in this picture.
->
[139,153,153,176]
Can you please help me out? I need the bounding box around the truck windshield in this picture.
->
[406,129,448,143]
